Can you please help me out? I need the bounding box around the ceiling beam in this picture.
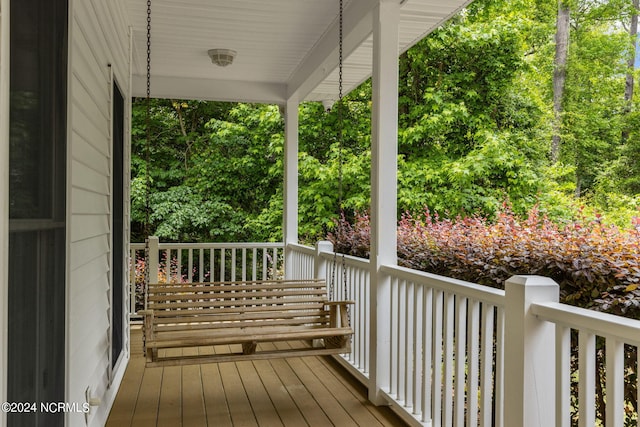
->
[286,0,377,102]
[131,75,287,104]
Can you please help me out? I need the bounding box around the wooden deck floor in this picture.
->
[106,327,406,427]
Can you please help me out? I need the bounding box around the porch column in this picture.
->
[369,0,400,405]
[283,97,299,279]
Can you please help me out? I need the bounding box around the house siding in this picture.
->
[68,0,131,425]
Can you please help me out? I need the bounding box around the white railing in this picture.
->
[130,238,284,315]
[286,242,316,280]
[532,300,640,427]
[288,242,640,427]
[382,264,505,427]
[306,241,506,427]
[129,242,145,316]
[318,249,372,383]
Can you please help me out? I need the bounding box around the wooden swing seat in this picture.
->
[141,278,353,367]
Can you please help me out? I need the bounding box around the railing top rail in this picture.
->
[318,250,371,269]
[286,243,316,256]
[133,242,284,250]
[532,301,640,345]
[381,264,505,307]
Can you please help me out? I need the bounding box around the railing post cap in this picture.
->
[316,240,333,253]
[506,275,559,289]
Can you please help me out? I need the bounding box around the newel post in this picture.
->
[147,236,159,285]
[315,241,333,281]
[504,275,559,427]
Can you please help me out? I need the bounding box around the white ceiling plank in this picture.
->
[125,0,474,104]
[286,0,377,102]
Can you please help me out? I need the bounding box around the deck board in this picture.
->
[268,357,334,427]
[200,361,233,426]
[237,361,285,427]
[182,348,208,427]
[106,327,406,427]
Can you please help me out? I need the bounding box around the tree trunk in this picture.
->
[172,100,193,173]
[551,0,570,163]
[622,0,639,144]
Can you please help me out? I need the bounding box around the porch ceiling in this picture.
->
[127,0,472,104]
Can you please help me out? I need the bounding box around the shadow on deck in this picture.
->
[106,327,406,427]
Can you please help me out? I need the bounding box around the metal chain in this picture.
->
[144,0,152,238]
[342,253,350,324]
[330,251,337,300]
[337,0,344,206]
[338,0,350,324]
[143,0,152,354]
[330,0,350,327]
[338,0,343,102]
[143,238,150,352]
[330,0,344,303]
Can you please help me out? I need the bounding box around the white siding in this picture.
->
[67,0,131,425]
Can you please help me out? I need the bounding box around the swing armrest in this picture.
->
[324,301,354,328]
[140,310,155,335]
[140,309,156,362]
[324,300,355,306]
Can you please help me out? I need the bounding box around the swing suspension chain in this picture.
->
[144,0,152,238]
[143,0,152,353]
[338,0,349,322]
[337,0,344,206]
[329,0,349,326]
[330,0,344,304]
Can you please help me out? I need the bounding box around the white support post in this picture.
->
[504,275,559,427]
[283,97,299,280]
[369,0,400,406]
[147,236,159,285]
[315,240,333,281]
[0,0,9,424]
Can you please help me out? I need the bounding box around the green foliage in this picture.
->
[330,206,640,318]
[399,131,545,217]
[130,0,640,261]
[398,12,530,157]
[149,187,244,241]
[131,100,283,242]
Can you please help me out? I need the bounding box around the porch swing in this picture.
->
[140,0,353,367]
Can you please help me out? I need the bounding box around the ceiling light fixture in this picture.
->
[207,48,236,67]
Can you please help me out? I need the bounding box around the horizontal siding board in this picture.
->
[72,31,109,112]
[69,255,110,299]
[71,130,109,176]
[74,3,110,81]
[71,159,109,194]
[69,272,110,332]
[70,79,109,147]
[92,0,129,78]
[71,187,109,215]
[70,293,110,357]
[70,70,109,127]
[70,214,109,243]
[70,234,110,271]
[71,103,109,156]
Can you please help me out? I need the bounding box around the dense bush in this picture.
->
[329,205,640,318]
